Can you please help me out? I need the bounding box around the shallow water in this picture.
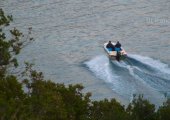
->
[1,0,170,105]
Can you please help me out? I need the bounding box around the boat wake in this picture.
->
[85,54,170,105]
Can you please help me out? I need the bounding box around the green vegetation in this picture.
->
[0,8,170,120]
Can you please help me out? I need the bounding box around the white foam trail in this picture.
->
[85,55,135,101]
[85,55,119,83]
[112,60,128,68]
[129,54,170,74]
[85,55,166,105]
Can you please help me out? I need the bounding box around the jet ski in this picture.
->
[104,42,127,61]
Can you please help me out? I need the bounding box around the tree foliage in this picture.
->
[0,8,170,120]
[126,95,156,120]
[89,98,129,120]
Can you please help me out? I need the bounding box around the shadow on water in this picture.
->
[85,54,170,105]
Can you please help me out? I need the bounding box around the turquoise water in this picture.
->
[1,0,170,105]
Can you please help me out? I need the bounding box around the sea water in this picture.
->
[1,0,170,105]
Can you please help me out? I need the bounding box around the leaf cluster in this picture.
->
[0,9,33,76]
